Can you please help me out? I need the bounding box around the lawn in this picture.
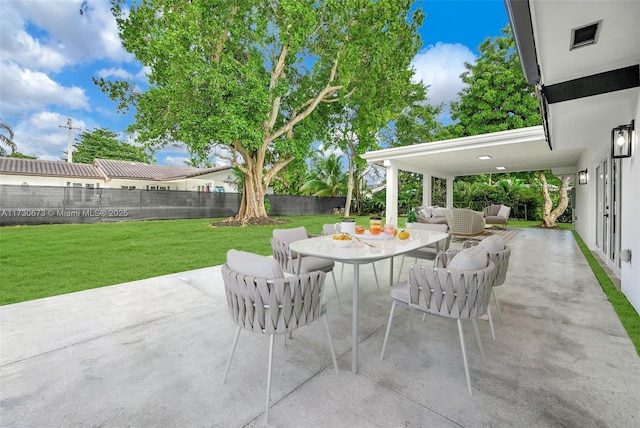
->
[0,215,369,305]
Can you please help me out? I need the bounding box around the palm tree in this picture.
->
[0,120,17,156]
[300,153,347,197]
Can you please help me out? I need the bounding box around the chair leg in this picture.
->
[486,305,496,340]
[341,262,345,280]
[396,255,406,284]
[265,334,275,423]
[223,326,242,383]
[380,301,397,360]
[323,315,339,376]
[492,288,503,322]
[331,270,342,310]
[471,318,485,363]
[457,319,473,396]
[372,263,380,290]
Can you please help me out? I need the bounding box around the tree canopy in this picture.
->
[98,0,425,221]
[71,128,153,164]
[449,25,541,137]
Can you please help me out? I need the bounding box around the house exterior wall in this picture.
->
[0,174,104,188]
[0,169,235,192]
[620,98,640,313]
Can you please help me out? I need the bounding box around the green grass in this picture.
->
[572,231,640,355]
[0,215,370,305]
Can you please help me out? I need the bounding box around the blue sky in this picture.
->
[0,0,508,165]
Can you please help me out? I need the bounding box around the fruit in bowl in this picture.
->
[332,233,353,247]
[397,230,410,240]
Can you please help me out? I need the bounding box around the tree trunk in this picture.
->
[539,172,571,228]
[234,160,268,222]
[344,153,355,219]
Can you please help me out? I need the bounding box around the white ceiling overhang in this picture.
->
[361,126,582,178]
[506,0,640,155]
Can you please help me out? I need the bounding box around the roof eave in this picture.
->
[504,0,540,85]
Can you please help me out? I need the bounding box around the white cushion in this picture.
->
[479,235,505,252]
[431,208,446,218]
[418,207,432,219]
[447,245,488,271]
[227,249,284,278]
[497,205,510,218]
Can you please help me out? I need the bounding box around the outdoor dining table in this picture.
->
[289,229,449,373]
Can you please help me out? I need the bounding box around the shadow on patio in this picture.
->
[1,228,639,427]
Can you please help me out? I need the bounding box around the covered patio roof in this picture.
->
[361,125,583,178]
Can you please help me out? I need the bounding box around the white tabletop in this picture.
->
[289,229,449,374]
[289,230,449,264]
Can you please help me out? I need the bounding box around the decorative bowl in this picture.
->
[331,234,353,247]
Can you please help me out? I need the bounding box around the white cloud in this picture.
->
[411,42,476,108]
[0,61,90,115]
[163,156,190,166]
[1,0,131,69]
[96,67,134,80]
[317,143,345,158]
[12,112,87,160]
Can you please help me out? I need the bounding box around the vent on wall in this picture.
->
[571,20,602,50]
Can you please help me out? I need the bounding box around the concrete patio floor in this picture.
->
[1,228,639,427]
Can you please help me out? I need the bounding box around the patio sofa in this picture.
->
[484,204,511,228]
[415,206,448,225]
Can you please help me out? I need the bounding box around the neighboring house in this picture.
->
[0,157,236,193]
[363,1,640,313]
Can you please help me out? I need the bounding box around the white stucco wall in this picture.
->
[620,100,640,314]
[0,169,235,193]
[0,174,104,188]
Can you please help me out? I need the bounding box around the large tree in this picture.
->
[71,128,153,164]
[449,25,541,136]
[97,0,424,222]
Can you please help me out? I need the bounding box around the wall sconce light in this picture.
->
[611,120,634,158]
[578,169,588,185]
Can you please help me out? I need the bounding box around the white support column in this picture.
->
[384,160,398,227]
[446,176,455,208]
[423,174,432,206]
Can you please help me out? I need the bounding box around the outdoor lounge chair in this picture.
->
[484,204,511,228]
[380,245,496,395]
[446,208,486,237]
[221,249,339,423]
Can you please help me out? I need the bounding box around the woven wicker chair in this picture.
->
[271,227,342,309]
[463,236,512,339]
[446,208,486,237]
[221,249,339,423]
[380,245,495,395]
[395,223,450,284]
[322,223,380,290]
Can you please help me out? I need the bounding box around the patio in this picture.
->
[1,228,639,427]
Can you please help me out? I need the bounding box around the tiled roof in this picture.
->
[0,157,103,178]
[94,159,231,180]
[0,157,232,181]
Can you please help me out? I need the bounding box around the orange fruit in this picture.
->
[398,230,410,240]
